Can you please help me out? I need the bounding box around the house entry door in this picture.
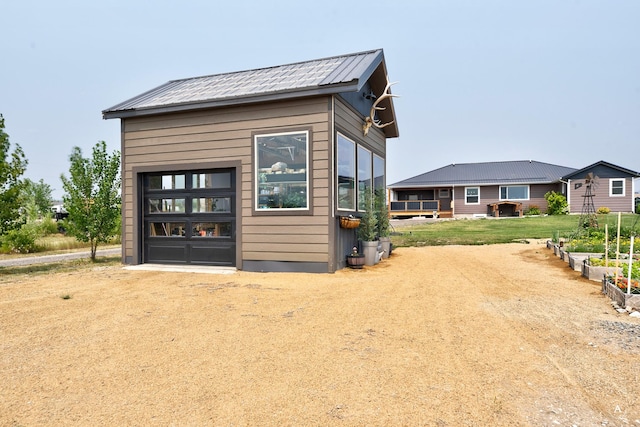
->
[142,168,236,266]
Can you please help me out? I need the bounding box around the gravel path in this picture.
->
[1,243,639,426]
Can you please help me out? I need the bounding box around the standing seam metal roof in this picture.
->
[388,161,578,188]
[103,49,384,117]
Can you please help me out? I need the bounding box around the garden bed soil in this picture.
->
[2,243,640,426]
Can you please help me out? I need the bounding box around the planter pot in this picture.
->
[346,254,365,269]
[379,237,391,259]
[361,240,379,266]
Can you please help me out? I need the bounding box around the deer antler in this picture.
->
[362,78,399,136]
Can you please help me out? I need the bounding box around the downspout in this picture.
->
[560,179,570,213]
[451,185,455,217]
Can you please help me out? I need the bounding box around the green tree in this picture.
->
[60,141,121,260]
[22,178,54,221]
[0,114,28,235]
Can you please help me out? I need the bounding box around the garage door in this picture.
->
[143,169,236,266]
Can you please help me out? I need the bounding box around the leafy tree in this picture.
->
[0,114,28,235]
[60,141,121,260]
[22,178,54,221]
[544,191,568,215]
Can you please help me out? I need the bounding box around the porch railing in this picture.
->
[390,200,440,213]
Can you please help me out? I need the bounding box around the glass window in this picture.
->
[439,189,450,198]
[148,198,185,213]
[357,146,372,211]
[192,222,232,237]
[373,154,385,193]
[337,133,356,210]
[465,187,480,204]
[499,185,529,200]
[149,222,186,237]
[255,131,308,210]
[193,172,231,189]
[610,179,625,196]
[192,197,231,213]
[148,174,185,190]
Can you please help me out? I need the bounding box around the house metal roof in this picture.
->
[562,160,640,180]
[389,160,578,188]
[103,49,397,135]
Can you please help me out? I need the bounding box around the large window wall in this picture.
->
[337,132,385,212]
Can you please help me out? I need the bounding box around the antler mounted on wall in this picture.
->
[362,78,399,136]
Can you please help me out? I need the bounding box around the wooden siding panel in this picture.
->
[243,251,328,262]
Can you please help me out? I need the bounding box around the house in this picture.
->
[103,49,399,273]
[388,160,639,218]
[563,161,640,214]
[388,160,577,218]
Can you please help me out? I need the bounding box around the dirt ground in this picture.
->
[1,243,640,426]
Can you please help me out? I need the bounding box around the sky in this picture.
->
[2,0,639,199]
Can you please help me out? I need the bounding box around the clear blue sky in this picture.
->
[2,0,639,199]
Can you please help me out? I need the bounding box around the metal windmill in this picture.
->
[578,172,599,229]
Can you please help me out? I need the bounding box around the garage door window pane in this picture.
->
[193,172,231,189]
[193,222,232,237]
[148,198,186,213]
[149,174,185,190]
[149,222,186,237]
[192,197,231,213]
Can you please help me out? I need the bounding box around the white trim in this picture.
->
[499,184,530,201]
[465,186,480,205]
[336,132,356,212]
[609,178,625,197]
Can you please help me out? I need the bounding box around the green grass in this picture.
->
[390,214,640,247]
[0,256,122,280]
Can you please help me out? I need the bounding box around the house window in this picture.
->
[337,133,356,210]
[610,179,625,196]
[499,185,529,200]
[465,187,480,204]
[255,131,308,210]
[357,145,372,211]
[439,189,450,198]
[373,154,385,193]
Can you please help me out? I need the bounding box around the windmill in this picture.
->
[578,172,599,229]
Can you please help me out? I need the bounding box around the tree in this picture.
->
[0,114,28,235]
[22,178,54,221]
[60,141,121,260]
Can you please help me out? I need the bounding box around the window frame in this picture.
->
[609,178,625,197]
[253,130,310,213]
[499,185,530,201]
[465,187,480,205]
[336,132,357,211]
[438,189,450,198]
[357,145,373,212]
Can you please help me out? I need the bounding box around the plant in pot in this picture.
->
[357,189,378,266]
[375,189,391,258]
[346,246,365,269]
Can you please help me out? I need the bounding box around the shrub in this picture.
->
[0,224,41,254]
[544,191,568,215]
[597,206,611,214]
[525,205,541,216]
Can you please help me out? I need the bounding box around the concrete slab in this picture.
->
[124,264,237,275]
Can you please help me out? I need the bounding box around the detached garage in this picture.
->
[103,49,399,272]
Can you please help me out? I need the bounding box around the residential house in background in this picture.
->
[103,49,399,273]
[389,160,639,218]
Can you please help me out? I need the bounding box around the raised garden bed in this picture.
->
[567,252,602,272]
[582,260,621,282]
[602,277,640,311]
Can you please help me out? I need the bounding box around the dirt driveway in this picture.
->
[1,243,639,426]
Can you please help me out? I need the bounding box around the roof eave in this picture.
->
[102,81,360,120]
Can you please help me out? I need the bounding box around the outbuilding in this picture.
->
[103,49,399,273]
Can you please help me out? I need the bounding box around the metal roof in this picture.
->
[103,49,387,120]
[562,160,640,180]
[388,160,578,188]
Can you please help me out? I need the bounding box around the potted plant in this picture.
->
[357,189,378,266]
[375,190,391,258]
[346,246,365,269]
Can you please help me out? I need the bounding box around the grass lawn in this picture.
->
[390,213,640,247]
